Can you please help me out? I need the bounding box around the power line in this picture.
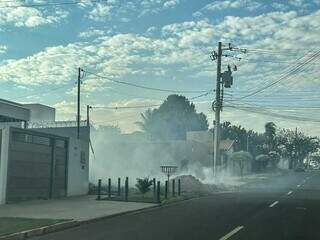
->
[235,50,320,100]
[91,90,212,110]
[83,69,210,94]
[0,0,106,8]
[225,104,320,123]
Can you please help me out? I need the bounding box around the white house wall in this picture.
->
[0,127,10,204]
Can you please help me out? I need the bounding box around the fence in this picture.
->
[95,177,182,204]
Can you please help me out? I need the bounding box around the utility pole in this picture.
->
[210,42,244,177]
[86,105,92,127]
[77,67,83,139]
[213,42,222,177]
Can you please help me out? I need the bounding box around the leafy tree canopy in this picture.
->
[136,95,208,140]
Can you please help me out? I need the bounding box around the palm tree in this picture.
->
[135,109,156,139]
[264,122,276,152]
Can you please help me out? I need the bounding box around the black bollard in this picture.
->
[172,179,175,197]
[118,178,121,196]
[165,180,168,199]
[108,178,111,198]
[178,179,181,196]
[153,178,156,198]
[97,179,102,200]
[125,177,129,201]
[157,181,161,203]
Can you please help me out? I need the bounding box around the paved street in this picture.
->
[33,171,320,240]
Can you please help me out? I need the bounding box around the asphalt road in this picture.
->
[33,170,320,240]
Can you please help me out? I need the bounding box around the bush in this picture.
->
[135,177,153,196]
[268,151,280,168]
[255,154,269,172]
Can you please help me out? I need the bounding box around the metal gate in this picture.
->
[6,129,68,203]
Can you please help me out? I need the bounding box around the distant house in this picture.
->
[186,131,235,167]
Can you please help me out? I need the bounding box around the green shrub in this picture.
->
[135,177,153,196]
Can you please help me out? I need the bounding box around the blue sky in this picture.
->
[0,0,320,134]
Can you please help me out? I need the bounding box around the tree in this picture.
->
[231,151,253,177]
[276,129,319,169]
[264,122,277,152]
[136,95,209,140]
[219,121,265,156]
[135,178,153,196]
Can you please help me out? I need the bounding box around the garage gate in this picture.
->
[6,129,68,203]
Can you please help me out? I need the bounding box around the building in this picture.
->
[186,130,235,163]
[0,99,90,204]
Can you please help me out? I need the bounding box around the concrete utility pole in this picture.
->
[213,42,222,177]
[211,42,244,177]
[77,67,83,139]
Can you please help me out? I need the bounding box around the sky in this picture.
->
[0,0,320,135]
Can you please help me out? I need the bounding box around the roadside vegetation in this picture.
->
[0,217,66,236]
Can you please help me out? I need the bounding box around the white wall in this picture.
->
[66,138,89,196]
[23,104,55,122]
[0,127,10,204]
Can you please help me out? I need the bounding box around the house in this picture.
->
[186,131,235,167]
[0,99,90,204]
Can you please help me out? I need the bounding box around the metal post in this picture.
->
[97,179,101,200]
[77,67,81,139]
[178,179,181,196]
[117,178,121,196]
[213,42,222,177]
[172,179,175,197]
[153,178,156,198]
[157,181,161,203]
[87,105,92,127]
[108,178,111,198]
[165,181,168,199]
[125,177,128,201]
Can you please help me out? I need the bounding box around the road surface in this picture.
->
[33,170,320,240]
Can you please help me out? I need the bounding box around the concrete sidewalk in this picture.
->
[0,196,157,221]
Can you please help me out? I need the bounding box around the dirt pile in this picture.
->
[172,175,214,193]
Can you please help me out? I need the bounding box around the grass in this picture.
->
[0,217,67,236]
[99,189,213,205]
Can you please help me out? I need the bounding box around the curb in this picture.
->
[0,220,80,240]
[0,194,227,240]
[80,204,161,225]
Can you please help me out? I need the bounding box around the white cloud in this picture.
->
[1,9,319,90]
[0,45,7,54]
[78,29,105,38]
[0,2,68,27]
[202,0,262,12]
[163,0,180,9]
[87,3,114,21]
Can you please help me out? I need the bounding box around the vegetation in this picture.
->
[219,121,319,171]
[136,94,319,172]
[231,151,253,177]
[135,178,153,196]
[0,218,66,236]
[136,94,208,140]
